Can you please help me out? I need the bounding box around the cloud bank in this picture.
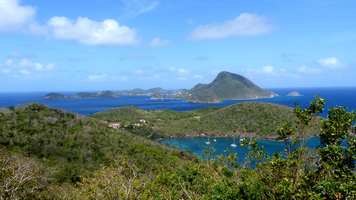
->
[1,57,54,76]
[149,37,169,47]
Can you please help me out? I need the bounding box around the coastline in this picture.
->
[155,129,319,141]
[157,133,319,142]
[185,93,279,104]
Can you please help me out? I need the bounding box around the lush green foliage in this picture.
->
[0,104,191,185]
[93,102,320,137]
[0,98,355,199]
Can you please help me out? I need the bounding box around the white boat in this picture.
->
[213,139,217,142]
[230,136,237,147]
[205,141,211,145]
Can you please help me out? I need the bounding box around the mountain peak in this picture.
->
[215,71,247,82]
[189,71,276,102]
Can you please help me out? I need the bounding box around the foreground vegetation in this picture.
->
[93,102,320,138]
[0,98,355,199]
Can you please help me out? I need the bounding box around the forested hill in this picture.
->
[188,71,276,102]
[93,102,320,138]
[0,100,354,199]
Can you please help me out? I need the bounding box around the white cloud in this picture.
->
[177,68,189,75]
[318,57,342,69]
[47,16,138,46]
[87,73,129,82]
[193,74,203,79]
[295,57,344,75]
[149,37,169,47]
[191,13,272,40]
[118,75,129,81]
[169,67,190,75]
[168,67,191,80]
[262,65,274,74]
[19,69,30,75]
[0,0,36,31]
[88,73,108,81]
[134,69,145,75]
[0,57,55,76]
[120,0,159,18]
[245,65,299,79]
[297,65,322,74]
[0,1,141,46]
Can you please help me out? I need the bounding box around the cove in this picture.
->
[161,137,321,164]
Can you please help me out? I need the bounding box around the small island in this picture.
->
[44,92,67,100]
[188,71,277,102]
[287,91,302,97]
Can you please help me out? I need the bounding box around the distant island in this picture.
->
[188,71,277,102]
[43,88,190,100]
[44,92,67,100]
[287,91,302,97]
[44,71,277,102]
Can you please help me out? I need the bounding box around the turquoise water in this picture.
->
[161,137,321,164]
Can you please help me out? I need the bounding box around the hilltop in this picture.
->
[189,71,276,102]
[93,102,320,138]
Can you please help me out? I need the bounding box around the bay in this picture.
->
[160,137,321,164]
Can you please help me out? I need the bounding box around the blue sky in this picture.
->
[0,0,356,92]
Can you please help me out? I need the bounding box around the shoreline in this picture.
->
[185,94,279,104]
[156,131,319,142]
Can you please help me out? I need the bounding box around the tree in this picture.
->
[315,107,356,199]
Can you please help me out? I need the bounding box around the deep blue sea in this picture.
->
[1,88,356,116]
[1,87,355,161]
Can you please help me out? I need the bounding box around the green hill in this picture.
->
[189,71,276,102]
[0,104,195,196]
[93,102,320,138]
[0,101,354,199]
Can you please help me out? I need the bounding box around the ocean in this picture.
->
[1,87,356,116]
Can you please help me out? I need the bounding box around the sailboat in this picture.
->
[205,135,211,145]
[230,135,238,148]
